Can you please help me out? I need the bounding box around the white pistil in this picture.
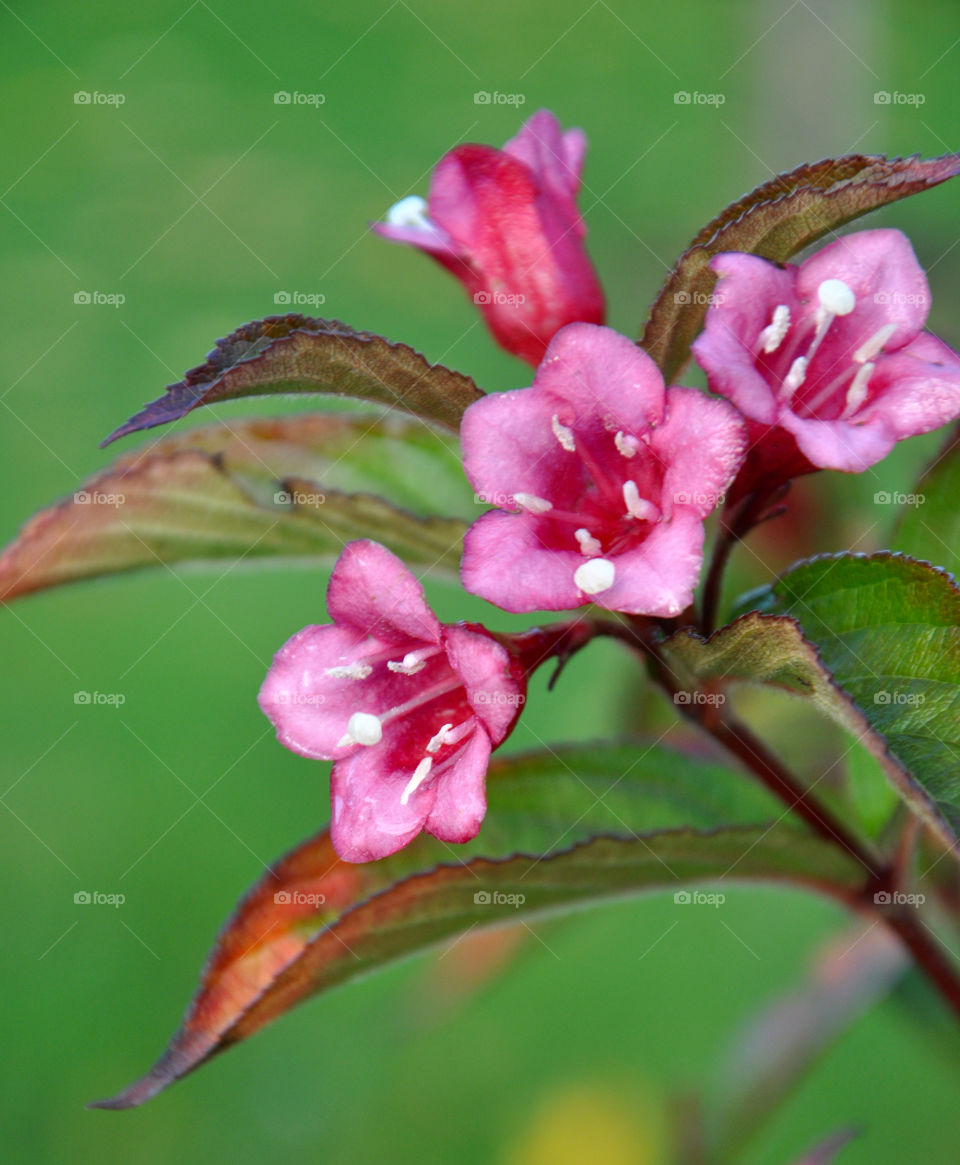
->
[325,662,372,680]
[574,558,616,595]
[853,322,897,364]
[513,491,553,514]
[551,414,576,452]
[337,711,383,749]
[574,527,603,557]
[614,430,639,458]
[758,304,791,353]
[840,361,875,418]
[387,646,437,676]
[782,356,808,398]
[622,480,660,522]
[817,278,856,317]
[400,757,433,805]
[385,195,434,231]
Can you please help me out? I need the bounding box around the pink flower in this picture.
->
[258,541,525,863]
[372,109,605,365]
[692,228,960,473]
[460,323,747,616]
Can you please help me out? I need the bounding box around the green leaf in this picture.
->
[894,421,960,575]
[0,414,470,600]
[668,553,960,855]
[102,315,485,445]
[640,153,960,381]
[89,741,861,1108]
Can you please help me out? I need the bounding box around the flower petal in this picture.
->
[425,730,491,844]
[862,331,960,440]
[654,386,746,519]
[503,108,583,211]
[596,510,705,617]
[327,540,441,645]
[330,748,435,863]
[461,510,582,612]
[778,409,895,473]
[443,624,523,743]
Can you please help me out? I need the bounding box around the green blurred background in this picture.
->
[3,0,960,1161]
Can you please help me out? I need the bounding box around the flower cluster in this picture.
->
[259,110,960,862]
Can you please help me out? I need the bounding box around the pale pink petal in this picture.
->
[503,109,582,210]
[370,218,461,261]
[461,510,582,613]
[532,323,665,434]
[654,386,747,518]
[778,409,895,473]
[460,388,582,510]
[425,730,491,844]
[443,624,522,743]
[330,749,436,863]
[326,540,441,645]
[862,331,960,439]
[595,510,704,617]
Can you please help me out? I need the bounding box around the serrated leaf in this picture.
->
[89,741,860,1109]
[0,414,469,600]
[640,153,960,381]
[103,315,484,445]
[894,421,960,575]
[667,554,960,856]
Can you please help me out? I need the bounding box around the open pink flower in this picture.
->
[460,323,747,616]
[372,109,605,365]
[258,541,525,863]
[692,228,960,473]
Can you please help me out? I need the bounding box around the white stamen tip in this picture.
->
[385,195,433,231]
[841,361,875,418]
[345,711,382,747]
[614,430,639,458]
[622,480,660,522]
[853,322,897,364]
[817,278,856,317]
[574,527,603,557]
[551,414,576,452]
[574,558,616,595]
[513,491,553,514]
[758,304,791,353]
[325,663,372,680]
[400,756,433,805]
[783,356,808,396]
[426,723,454,753]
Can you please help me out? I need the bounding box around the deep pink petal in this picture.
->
[326,540,441,645]
[532,323,665,434]
[693,253,798,423]
[777,409,895,473]
[425,730,491,844]
[796,228,930,353]
[461,510,582,613]
[595,510,704,617]
[329,749,435,863]
[861,331,960,439]
[443,624,523,743]
[653,387,747,519]
[460,388,581,510]
[502,109,583,210]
